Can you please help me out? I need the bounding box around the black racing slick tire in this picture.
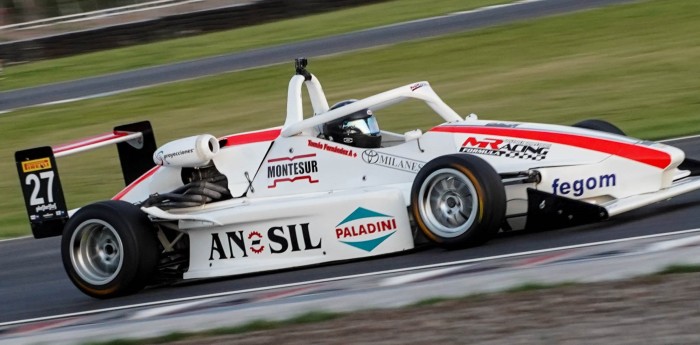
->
[410,154,506,249]
[572,119,625,136]
[61,200,159,299]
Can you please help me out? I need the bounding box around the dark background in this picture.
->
[0,0,387,63]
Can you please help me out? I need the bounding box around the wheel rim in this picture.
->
[69,219,124,286]
[418,168,479,238]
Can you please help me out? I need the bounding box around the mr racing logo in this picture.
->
[459,137,550,161]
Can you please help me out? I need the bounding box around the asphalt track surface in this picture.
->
[0,0,640,112]
[0,0,683,326]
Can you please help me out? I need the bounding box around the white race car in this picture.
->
[15,59,700,298]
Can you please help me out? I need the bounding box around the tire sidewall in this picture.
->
[572,119,625,136]
[61,201,157,298]
[411,154,505,248]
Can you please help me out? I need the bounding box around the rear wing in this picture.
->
[14,121,156,238]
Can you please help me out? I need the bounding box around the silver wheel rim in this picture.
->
[69,219,124,286]
[418,168,479,238]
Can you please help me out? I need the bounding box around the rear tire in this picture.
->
[61,200,159,298]
[572,119,625,136]
[410,154,506,249]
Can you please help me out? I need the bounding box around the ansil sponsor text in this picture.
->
[209,223,321,260]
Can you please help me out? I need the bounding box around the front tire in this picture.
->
[61,200,159,298]
[410,154,506,249]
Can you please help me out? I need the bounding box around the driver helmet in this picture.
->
[323,100,381,148]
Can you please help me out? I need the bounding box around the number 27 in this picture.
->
[26,171,54,206]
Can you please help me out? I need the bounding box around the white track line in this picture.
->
[452,0,546,15]
[378,266,468,287]
[0,235,30,243]
[3,227,700,327]
[659,134,700,142]
[643,234,700,253]
[371,0,533,29]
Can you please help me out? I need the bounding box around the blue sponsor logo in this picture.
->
[552,174,617,197]
[335,207,397,252]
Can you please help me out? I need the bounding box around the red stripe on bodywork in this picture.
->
[222,128,281,147]
[112,166,160,200]
[53,131,130,154]
[431,125,671,169]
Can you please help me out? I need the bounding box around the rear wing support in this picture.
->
[15,121,156,238]
[114,122,158,186]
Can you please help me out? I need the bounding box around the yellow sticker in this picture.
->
[22,158,52,173]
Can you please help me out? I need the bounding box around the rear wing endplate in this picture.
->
[14,121,156,238]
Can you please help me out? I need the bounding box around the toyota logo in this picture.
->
[362,150,380,164]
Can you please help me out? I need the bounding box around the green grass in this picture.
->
[2,0,700,238]
[0,0,512,91]
[504,281,575,293]
[655,264,700,275]
[409,296,455,307]
[84,311,341,345]
[410,281,575,308]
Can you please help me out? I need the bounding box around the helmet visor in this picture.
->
[342,116,380,135]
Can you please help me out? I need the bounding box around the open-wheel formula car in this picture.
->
[15,59,700,298]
